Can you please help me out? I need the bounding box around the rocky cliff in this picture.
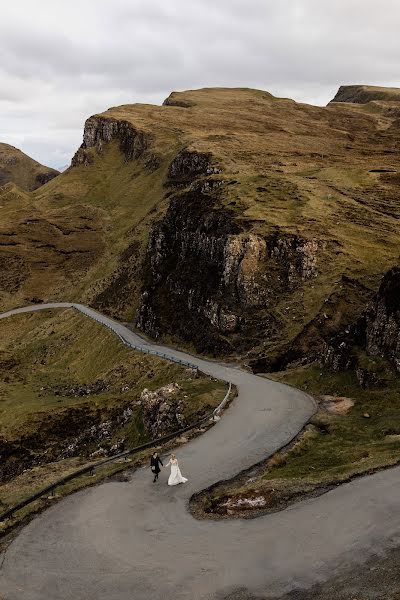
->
[71,116,151,166]
[365,268,400,371]
[136,182,331,356]
[1,86,400,370]
[316,267,400,388]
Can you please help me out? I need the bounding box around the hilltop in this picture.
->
[0,143,59,192]
[1,86,399,372]
[331,84,400,104]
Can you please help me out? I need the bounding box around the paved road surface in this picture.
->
[0,303,399,600]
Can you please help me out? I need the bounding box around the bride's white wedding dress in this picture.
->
[167,459,188,486]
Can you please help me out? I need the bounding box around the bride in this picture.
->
[165,454,188,486]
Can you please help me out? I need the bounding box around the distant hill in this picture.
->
[331,84,400,104]
[0,143,59,191]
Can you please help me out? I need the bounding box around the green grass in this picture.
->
[31,140,178,319]
[265,364,400,482]
[0,309,186,440]
[195,362,400,518]
[0,309,225,440]
[0,309,225,514]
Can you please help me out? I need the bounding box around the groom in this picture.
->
[150,451,163,482]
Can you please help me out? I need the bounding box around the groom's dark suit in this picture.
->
[150,455,163,481]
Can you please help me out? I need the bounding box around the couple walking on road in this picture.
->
[150,452,188,485]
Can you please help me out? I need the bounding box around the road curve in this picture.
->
[0,304,399,599]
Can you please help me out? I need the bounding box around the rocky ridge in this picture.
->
[72,116,150,166]
[331,84,400,104]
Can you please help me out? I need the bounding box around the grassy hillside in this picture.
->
[0,143,59,191]
[0,86,399,364]
[0,309,225,483]
[192,362,400,519]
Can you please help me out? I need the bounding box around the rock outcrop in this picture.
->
[35,171,58,186]
[315,267,400,386]
[168,150,220,184]
[137,182,328,355]
[140,383,186,438]
[365,267,400,371]
[0,402,135,482]
[71,116,150,166]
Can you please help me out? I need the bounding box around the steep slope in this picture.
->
[1,86,400,369]
[0,143,59,191]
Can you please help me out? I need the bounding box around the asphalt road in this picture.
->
[0,304,399,600]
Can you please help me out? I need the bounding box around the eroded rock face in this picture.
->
[60,406,134,459]
[0,403,135,482]
[71,116,150,166]
[268,235,325,283]
[71,148,94,167]
[162,93,196,108]
[140,383,186,438]
[222,235,267,306]
[365,267,400,371]
[314,267,400,386]
[320,338,355,372]
[167,150,221,184]
[136,186,326,355]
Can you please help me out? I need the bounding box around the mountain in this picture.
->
[0,143,59,191]
[1,86,399,373]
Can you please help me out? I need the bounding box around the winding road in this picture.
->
[1,303,400,599]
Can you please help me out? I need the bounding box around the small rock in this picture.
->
[363,413,371,418]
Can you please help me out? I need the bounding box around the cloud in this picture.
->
[1,0,399,167]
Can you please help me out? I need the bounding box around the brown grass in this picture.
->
[1,86,399,359]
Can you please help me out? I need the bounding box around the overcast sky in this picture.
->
[1,0,399,168]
